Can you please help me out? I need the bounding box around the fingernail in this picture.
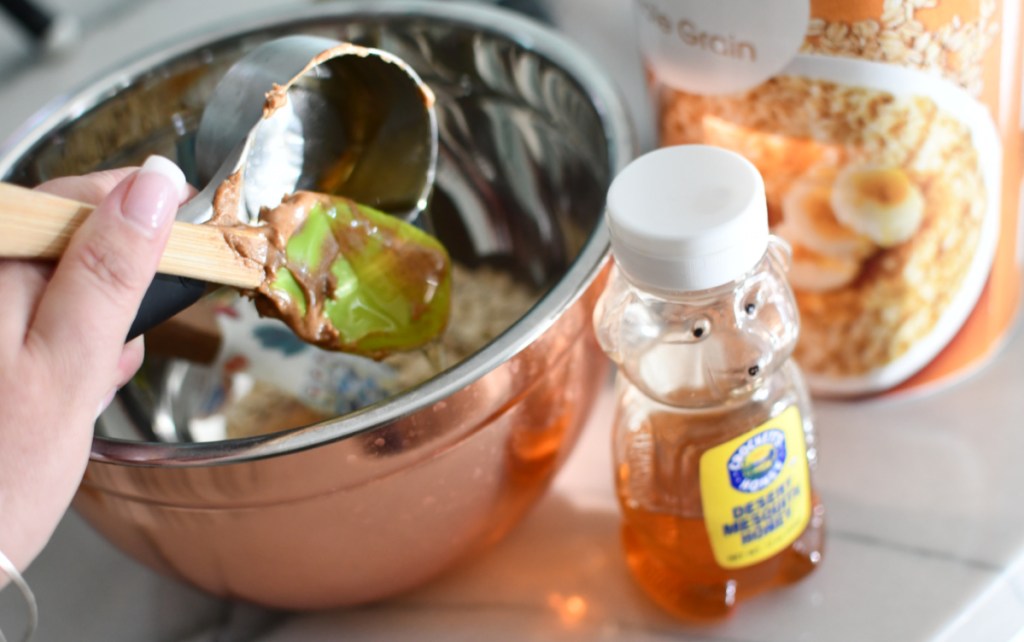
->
[122,155,187,237]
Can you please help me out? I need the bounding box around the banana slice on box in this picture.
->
[774,223,862,292]
[781,175,876,260]
[830,165,925,248]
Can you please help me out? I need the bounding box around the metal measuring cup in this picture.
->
[130,34,438,337]
[191,34,437,224]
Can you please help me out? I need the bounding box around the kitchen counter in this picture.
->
[2,1,1024,640]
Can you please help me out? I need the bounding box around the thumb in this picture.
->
[27,156,188,388]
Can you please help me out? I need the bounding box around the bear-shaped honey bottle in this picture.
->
[594,145,825,620]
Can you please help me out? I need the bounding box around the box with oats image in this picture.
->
[635,0,1023,395]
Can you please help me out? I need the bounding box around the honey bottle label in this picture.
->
[698,405,811,569]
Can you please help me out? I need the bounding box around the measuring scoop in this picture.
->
[140,34,439,339]
[189,34,438,226]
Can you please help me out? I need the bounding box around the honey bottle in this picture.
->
[593,145,825,620]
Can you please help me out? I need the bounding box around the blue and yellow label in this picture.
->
[699,405,811,569]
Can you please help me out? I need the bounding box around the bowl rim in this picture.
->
[0,0,636,466]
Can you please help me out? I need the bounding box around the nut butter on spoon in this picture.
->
[0,183,451,358]
[130,34,439,343]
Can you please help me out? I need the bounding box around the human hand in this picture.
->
[0,157,188,578]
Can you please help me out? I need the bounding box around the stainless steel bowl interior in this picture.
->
[0,1,634,465]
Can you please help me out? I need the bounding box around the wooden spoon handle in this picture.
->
[0,182,265,289]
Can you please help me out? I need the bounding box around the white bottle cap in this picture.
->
[606,145,769,292]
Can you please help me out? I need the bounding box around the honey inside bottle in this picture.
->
[613,361,825,620]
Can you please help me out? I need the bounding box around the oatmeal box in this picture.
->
[635,0,1023,395]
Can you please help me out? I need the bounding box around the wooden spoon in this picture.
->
[0,182,264,288]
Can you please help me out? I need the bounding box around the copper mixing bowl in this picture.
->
[0,1,633,609]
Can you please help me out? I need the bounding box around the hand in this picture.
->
[0,157,188,578]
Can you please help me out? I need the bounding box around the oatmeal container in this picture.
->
[634,0,1023,396]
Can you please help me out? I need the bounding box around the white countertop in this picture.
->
[2,1,1024,641]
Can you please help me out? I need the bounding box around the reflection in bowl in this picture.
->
[0,2,634,609]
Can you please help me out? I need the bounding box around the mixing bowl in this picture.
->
[0,1,634,609]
